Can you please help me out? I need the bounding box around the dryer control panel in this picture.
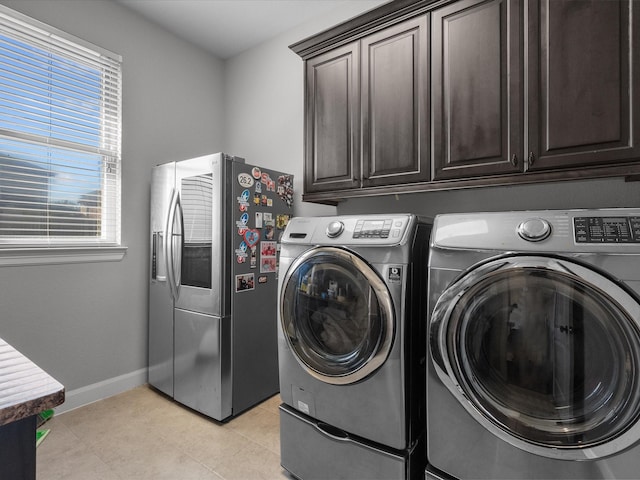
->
[282,214,423,246]
[574,216,640,243]
[432,208,640,253]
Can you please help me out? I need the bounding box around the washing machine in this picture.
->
[278,214,432,480]
[425,208,640,480]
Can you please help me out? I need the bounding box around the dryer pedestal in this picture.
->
[280,404,425,480]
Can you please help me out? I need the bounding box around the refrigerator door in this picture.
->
[230,161,294,413]
[174,308,231,421]
[174,153,230,317]
[149,162,176,396]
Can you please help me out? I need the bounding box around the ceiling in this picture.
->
[115,0,388,59]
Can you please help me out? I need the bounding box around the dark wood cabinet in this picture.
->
[301,15,429,195]
[292,0,640,203]
[432,0,522,180]
[304,42,360,193]
[434,0,640,181]
[526,0,640,171]
[361,16,429,188]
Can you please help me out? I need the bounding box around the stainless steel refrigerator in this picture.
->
[148,152,294,421]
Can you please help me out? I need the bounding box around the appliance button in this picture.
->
[326,221,344,238]
[517,218,552,242]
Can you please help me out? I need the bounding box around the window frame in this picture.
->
[0,5,125,265]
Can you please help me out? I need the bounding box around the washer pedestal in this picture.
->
[280,404,425,480]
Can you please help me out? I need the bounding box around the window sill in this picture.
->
[0,246,127,267]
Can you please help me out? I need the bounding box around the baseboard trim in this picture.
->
[55,368,148,414]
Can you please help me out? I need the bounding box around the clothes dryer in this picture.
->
[278,214,431,480]
[426,209,640,480]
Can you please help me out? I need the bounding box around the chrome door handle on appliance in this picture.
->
[174,193,184,292]
[165,189,182,301]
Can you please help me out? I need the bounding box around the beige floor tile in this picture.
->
[36,385,294,480]
[36,418,120,480]
[211,440,289,480]
[225,405,280,454]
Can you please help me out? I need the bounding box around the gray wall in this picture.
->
[224,1,385,218]
[224,0,640,220]
[2,0,637,413]
[0,0,226,410]
[339,178,640,218]
[0,0,382,411]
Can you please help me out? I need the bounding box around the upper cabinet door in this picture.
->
[432,0,523,181]
[527,0,640,171]
[361,15,430,188]
[304,42,360,193]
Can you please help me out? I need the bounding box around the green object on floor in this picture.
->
[36,429,50,447]
[37,409,54,427]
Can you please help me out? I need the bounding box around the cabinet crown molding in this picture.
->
[289,0,441,58]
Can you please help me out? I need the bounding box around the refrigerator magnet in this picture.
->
[238,189,250,203]
[236,217,249,228]
[276,214,290,229]
[235,273,255,292]
[238,172,254,188]
[260,241,277,273]
[264,224,274,240]
[261,257,277,273]
[252,167,261,179]
[277,175,294,207]
[244,229,260,248]
[235,240,247,254]
[255,212,263,228]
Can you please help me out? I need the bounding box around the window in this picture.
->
[0,6,123,264]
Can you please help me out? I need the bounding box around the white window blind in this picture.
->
[0,6,122,249]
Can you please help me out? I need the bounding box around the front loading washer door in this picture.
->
[281,246,394,385]
[430,254,640,460]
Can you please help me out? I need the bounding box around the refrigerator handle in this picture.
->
[164,189,182,301]
[174,193,184,291]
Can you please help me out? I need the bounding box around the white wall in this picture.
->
[0,0,226,410]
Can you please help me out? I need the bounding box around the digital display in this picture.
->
[574,216,640,243]
[353,218,394,239]
[362,220,385,230]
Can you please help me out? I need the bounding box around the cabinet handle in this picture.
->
[528,152,535,166]
[510,154,518,167]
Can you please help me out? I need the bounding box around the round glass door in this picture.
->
[281,247,394,385]
[430,255,640,460]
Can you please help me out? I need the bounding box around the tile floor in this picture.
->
[36,385,293,479]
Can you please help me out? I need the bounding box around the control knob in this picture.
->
[517,218,551,242]
[326,221,344,238]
